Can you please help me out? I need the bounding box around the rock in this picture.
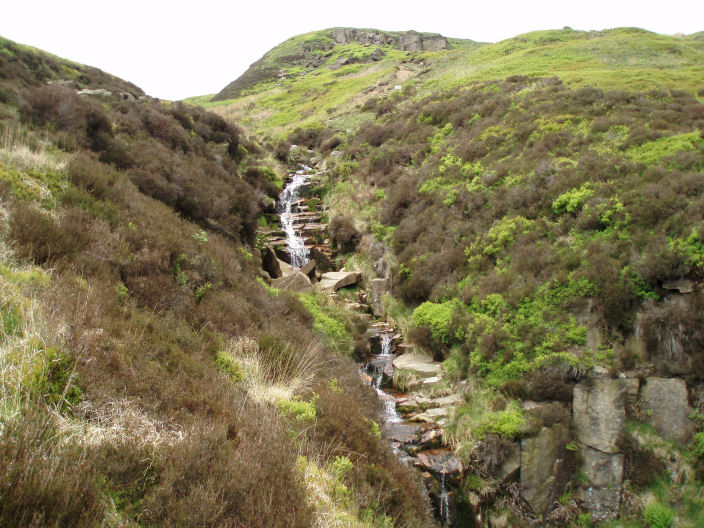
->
[415,449,463,475]
[300,259,316,279]
[641,377,694,443]
[370,278,389,317]
[662,278,695,293]
[77,88,112,98]
[384,422,422,444]
[520,423,571,515]
[369,47,386,61]
[395,343,415,355]
[582,447,623,488]
[573,378,626,453]
[393,352,442,378]
[261,246,283,278]
[495,441,521,481]
[316,271,361,291]
[489,513,510,528]
[271,257,296,278]
[421,35,449,51]
[400,31,423,51]
[584,487,621,522]
[271,271,314,293]
[409,406,450,423]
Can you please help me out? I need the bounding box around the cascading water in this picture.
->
[278,165,312,267]
[439,473,450,528]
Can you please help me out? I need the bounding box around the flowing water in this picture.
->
[278,165,312,267]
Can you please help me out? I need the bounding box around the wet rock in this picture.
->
[641,377,694,443]
[573,377,626,453]
[384,422,422,444]
[271,271,315,293]
[415,449,463,475]
[316,270,362,291]
[370,278,389,317]
[584,487,621,522]
[409,406,450,423]
[520,422,571,515]
[496,441,521,482]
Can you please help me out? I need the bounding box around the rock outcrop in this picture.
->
[573,371,627,521]
[520,422,571,514]
[641,377,694,443]
[330,28,449,52]
[370,278,389,316]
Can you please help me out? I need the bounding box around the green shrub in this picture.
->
[277,396,317,422]
[412,298,466,345]
[215,350,244,382]
[643,502,675,528]
[31,347,82,410]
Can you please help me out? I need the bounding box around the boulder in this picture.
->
[415,449,463,475]
[316,271,361,291]
[520,422,571,514]
[393,352,442,378]
[641,377,694,443]
[422,35,449,51]
[370,278,389,317]
[300,259,316,279]
[573,377,626,453]
[261,246,283,278]
[277,258,296,278]
[271,271,314,293]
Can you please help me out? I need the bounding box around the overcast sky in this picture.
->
[2,1,702,100]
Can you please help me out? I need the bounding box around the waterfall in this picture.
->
[278,165,312,267]
[439,472,450,528]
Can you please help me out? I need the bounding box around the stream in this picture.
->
[275,161,472,528]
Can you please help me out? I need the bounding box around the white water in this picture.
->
[439,473,450,528]
[278,166,312,267]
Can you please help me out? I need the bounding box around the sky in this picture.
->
[2,0,702,100]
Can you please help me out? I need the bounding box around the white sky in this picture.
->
[2,1,702,100]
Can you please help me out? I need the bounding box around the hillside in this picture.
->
[0,35,435,527]
[194,27,704,136]
[190,25,704,527]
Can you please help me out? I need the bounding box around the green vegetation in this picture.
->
[643,502,675,528]
[0,34,434,528]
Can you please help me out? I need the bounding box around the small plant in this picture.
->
[643,502,675,528]
[277,395,318,422]
[215,351,244,382]
[192,230,208,243]
[115,281,129,304]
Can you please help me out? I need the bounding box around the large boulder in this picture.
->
[316,271,361,291]
[392,351,442,378]
[641,377,694,443]
[573,377,626,453]
[271,271,314,293]
[520,422,571,514]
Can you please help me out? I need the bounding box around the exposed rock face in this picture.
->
[330,28,449,52]
[641,377,694,443]
[370,278,389,316]
[271,271,314,293]
[573,373,627,521]
[573,377,626,454]
[316,270,361,291]
[583,447,624,488]
[520,422,571,514]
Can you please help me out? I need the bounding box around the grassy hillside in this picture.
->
[191,27,704,136]
[0,36,434,527]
